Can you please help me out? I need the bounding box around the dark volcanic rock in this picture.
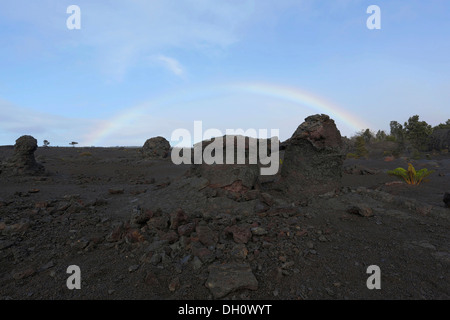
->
[188,135,277,192]
[142,136,171,159]
[429,129,450,151]
[347,204,374,217]
[280,114,344,199]
[205,263,258,298]
[444,192,450,208]
[1,135,45,176]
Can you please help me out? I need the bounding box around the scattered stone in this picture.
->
[191,256,203,270]
[230,244,249,261]
[147,216,170,230]
[196,225,218,247]
[192,246,215,263]
[131,209,152,227]
[150,253,162,265]
[12,267,36,280]
[169,277,180,292]
[160,230,179,244]
[128,265,140,273]
[225,224,252,244]
[170,209,188,230]
[146,240,169,253]
[205,263,258,299]
[178,222,196,237]
[347,204,374,217]
[39,261,55,271]
[251,227,268,236]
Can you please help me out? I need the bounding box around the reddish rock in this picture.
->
[147,216,170,230]
[169,277,180,292]
[192,246,215,263]
[160,230,179,244]
[225,224,252,244]
[170,209,188,230]
[347,205,374,217]
[12,267,36,280]
[125,229,145,243]
[177,222,196,237]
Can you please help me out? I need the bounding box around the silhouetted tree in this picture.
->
[404,115,432,151]
[433,119,450,130]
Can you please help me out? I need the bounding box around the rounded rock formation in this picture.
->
[142,136,171,159]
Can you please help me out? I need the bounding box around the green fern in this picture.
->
[387,163,433,185]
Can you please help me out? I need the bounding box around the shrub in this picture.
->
[387,163,433,185]
[355,136,368,158]
[346,153,358,159]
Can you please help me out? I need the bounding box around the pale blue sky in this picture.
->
[0,0,449,146]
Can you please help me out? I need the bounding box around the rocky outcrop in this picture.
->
[279,114,344,199]
[142,136,171,159]
[1,135,44,176]
[188,135,276,191]
[429,129,450,151]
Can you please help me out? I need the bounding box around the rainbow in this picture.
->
[83,82,370,146]
[227,82,369,133]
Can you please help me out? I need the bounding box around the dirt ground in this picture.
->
[0,146,449,300]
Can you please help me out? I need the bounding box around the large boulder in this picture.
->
[428,129,450,151]
[142,136,171,159]
[188,135,269,191]
[1,135,45,176]
[280,114,344,198]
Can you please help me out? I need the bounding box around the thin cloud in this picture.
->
[155,55,185,76]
